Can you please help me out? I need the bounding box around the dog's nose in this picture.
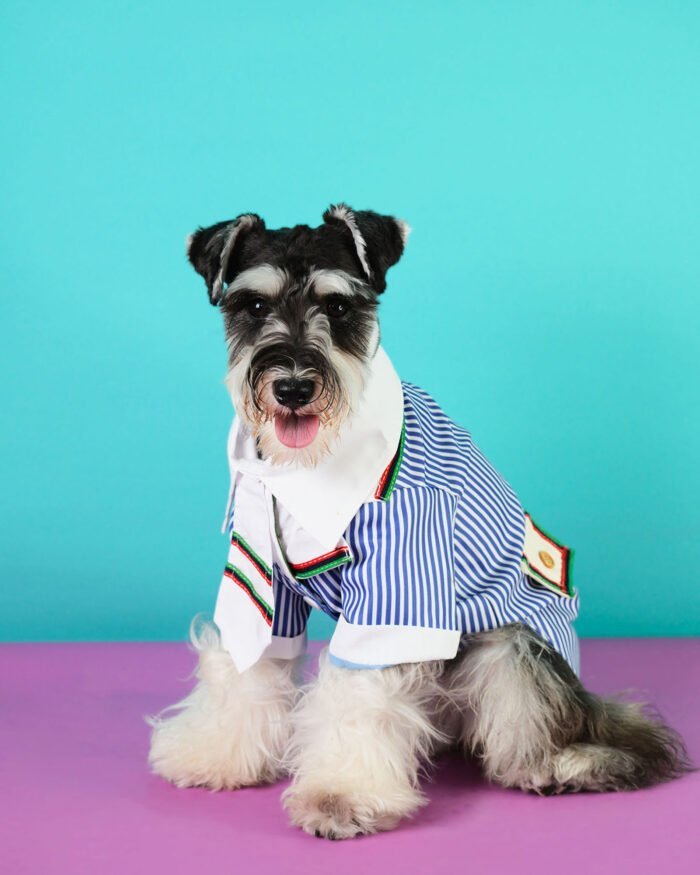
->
[273,378,315,410]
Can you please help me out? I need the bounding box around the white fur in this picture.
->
[444,626,606,792]
[281,649,446,839]
[396,219,411,244]
[149,620,670,832]
[307,268,363,297]
[552,744,635,789]
[251,339,369,468]
[224,295,373,468]
[326,205,372,280]
[148,621,299,790]
[227,264,288,298]
[445,627,563,787]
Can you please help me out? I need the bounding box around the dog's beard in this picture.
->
[225,348,369,467]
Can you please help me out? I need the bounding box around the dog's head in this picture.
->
[187,204,409,465]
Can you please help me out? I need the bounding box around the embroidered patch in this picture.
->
[521,513,574,597]
[223,564,274,624]
[231,531,272,581]
[375,420,406,501]
[290,546,352,580]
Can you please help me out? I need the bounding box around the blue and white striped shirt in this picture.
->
[227,382,580,674]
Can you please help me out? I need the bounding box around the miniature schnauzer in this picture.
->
[149,205,689,839]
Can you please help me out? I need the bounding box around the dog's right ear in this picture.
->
[322,204,410,294]
[186,214,266,305]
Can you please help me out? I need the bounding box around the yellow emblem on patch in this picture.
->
[521,513,574,597]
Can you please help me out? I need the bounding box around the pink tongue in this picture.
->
[275,414,320,449]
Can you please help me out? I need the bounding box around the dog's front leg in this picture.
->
[148,621,298,790]
[282,650,444,839]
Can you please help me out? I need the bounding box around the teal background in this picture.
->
[2,2,699,642]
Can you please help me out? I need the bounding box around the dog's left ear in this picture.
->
[187,213,266,305]
[322,204,410,293]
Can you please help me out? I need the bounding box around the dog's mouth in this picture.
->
[274,413,321,449]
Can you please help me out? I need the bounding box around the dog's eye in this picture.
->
[325,297,350,319]
[246,297,269,318]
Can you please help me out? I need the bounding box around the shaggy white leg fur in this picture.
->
[446,625,575,790]
[148,621,299,790]
[446,624,689,794]
[282,650,445,839]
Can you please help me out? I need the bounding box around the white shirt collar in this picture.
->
[227,346,404,550]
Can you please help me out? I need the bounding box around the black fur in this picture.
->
[523,625,692,791]
[322,204,406,293]
[187,214,266,303]
[187,206,406,303]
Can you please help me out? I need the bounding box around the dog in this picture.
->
[149,204,689,839]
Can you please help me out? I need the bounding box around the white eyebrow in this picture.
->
[227,264,287,297]
[307,269,360,297]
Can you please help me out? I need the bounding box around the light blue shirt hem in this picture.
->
[328,653,391,670]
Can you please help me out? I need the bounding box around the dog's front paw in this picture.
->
[282,786,410,840]
[149,708,283,790]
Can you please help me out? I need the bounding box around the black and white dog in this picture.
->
[149,205,688,839]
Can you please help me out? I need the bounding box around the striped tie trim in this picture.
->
[375,420,406,501]
[290,546,352,580]
[223,564,273,625]
[231,531,272,581]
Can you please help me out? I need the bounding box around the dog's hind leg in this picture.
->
[282,649,445,839]
[148,620,299,790]
[446,623,690,794]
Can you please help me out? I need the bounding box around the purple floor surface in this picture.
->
[2,639,699,875]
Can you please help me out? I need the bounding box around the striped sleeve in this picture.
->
[328,486,462,668]
[341,487,458,629]
[271,569,311,639]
